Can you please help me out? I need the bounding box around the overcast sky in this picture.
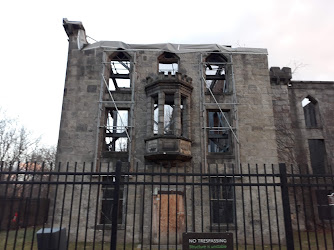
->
[0,0,333,146]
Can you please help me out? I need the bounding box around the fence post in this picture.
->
[279,163,294,250]
[111,160,122,250]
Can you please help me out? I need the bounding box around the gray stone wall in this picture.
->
[56,30,103,167]
[272,78,334,172]
[287,81,334,170]
[233,54,278,165]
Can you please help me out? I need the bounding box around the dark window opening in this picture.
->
[105,109,129,152]
[308,139,326,174]
[205,54,229,93]
[210,178,234,224]
[302,96,318,128]
[100,176,124,224]
[158,52,179,75]
[109,52,131,91]
[208,110,231,153]
[316,189,334,220]
[164,94,175,135]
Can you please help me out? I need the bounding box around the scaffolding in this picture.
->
[94,50,136,167]
[93,47,240,172]
[200,52,240,173]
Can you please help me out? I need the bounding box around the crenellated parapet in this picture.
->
[270,67,292,85]
[146,72,192,87]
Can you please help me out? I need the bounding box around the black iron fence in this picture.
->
[0,161,333,249]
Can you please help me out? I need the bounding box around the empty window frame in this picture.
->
[158,52,179,75]
[208,110,231,153]
[109,52,131,91]
[302,96,318,128]
[308,139,327,174]
[100,176,125,225]
[210,177,234,224]
[205,54,229,93]
[315,189,334,220]
[105,109,129,152]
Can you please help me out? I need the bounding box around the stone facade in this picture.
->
[270,68,334,171]
[54,20,333,245]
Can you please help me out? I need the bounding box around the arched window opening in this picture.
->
[158,52,179,75]
[109,51,131,91]
[205,54,229,94]
[302,96,318,128]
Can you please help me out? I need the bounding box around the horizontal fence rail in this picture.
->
[0,162,333,250]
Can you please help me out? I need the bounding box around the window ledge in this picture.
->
[207,153,234,159]
[305,126,323,129]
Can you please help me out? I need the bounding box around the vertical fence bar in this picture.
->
[84,163,94,249]
[149,165,154,250]
[183,164,188,232]
[305,164,320,250]
[239,164,247,248]
[21,162,38,250]
[140,164,146,250]
[74,163,85,249]
[67,163,78,249]
[248,164,255,248]
[298,163,311,249]
[93,162,101,250]
[279,163,294,250]
[13,163,29,250]
[111,160,122,250]
[132,162,139,249]
[290,165,302,249]
[271,164,281,249]
[263,164,273,249]
[30,162,46,249]
[123,163,130,250]
[58,163,69,250]
[4,163,20,250]
[255,164,264,249]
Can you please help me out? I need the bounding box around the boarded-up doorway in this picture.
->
[152,191,185,245]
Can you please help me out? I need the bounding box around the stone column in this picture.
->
[146,97,153,136]
[174,91,181,136]
[184,96,191,139]
[158,92,165,135]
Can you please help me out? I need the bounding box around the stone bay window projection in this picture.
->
[145,72,192,161]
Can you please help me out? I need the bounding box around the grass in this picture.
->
[0,228,333,249]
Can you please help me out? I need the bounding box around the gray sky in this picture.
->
[0,0,333,146]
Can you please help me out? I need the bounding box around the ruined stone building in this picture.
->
[55,19,333,244]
